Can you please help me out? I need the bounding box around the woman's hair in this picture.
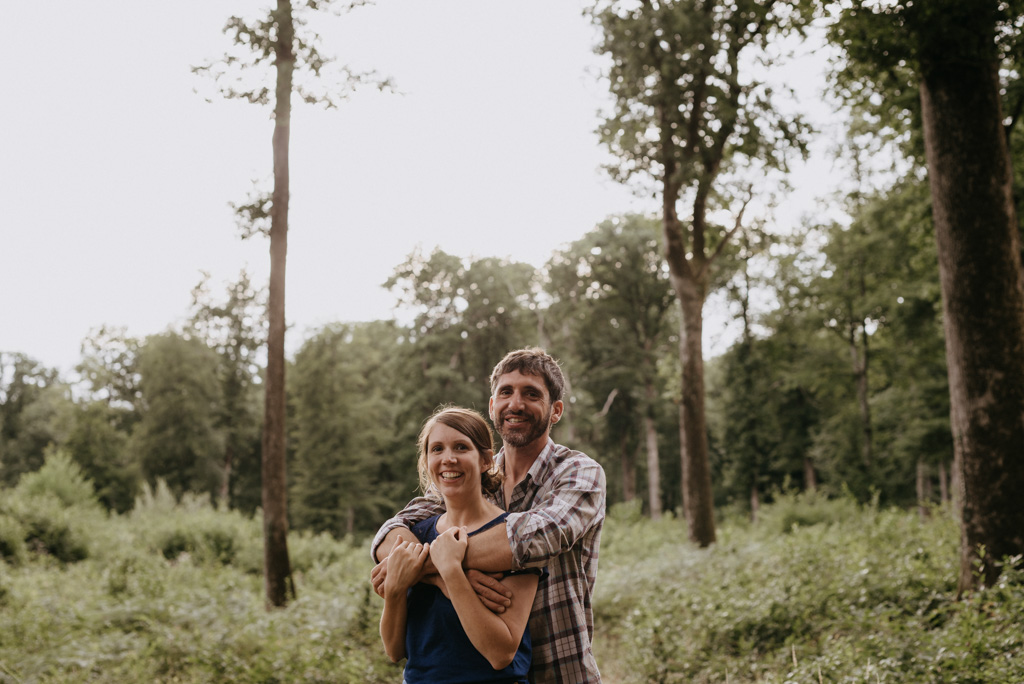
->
[417,406,502,497]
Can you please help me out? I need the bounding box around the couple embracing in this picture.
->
[371,347,606,684]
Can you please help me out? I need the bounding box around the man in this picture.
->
[371,347,606,683]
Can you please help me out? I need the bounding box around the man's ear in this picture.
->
[488,395,496,421]
[550,400,564,424]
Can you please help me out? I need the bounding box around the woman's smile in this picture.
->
[427,423,484,493]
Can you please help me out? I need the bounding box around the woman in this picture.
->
[379,407,541,684]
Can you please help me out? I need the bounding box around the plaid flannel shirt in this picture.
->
[372,439,606,684]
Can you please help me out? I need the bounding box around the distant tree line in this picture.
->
[0,199,961,535]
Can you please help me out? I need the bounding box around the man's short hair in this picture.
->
[489,347,566,403]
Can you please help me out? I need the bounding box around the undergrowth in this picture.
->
[594,495,1024,683]
[1,463,1020,683]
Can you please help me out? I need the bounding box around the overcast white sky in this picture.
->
[1,1,839,375]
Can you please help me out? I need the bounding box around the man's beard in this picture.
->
[497,409,552,448]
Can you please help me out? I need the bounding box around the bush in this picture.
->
[15,447,100,509]
[8,494,90,563]
[132,481,260,568]
[103,547,167,598]
[0,514,27,565]
[755,487,863,535]
[592,497,999,683]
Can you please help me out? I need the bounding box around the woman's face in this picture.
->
[426,422,487,500]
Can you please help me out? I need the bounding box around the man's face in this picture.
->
[488,370,564,449]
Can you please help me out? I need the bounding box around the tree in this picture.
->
[131,333,224,498]
[385,248,539,421]
[64,401,139,513]
[290,321,406,536]
[76,326,142,417]
[188,271,266,509]
[196,0,391,606]
[831,0,1024,592]
[0,353,70,486]
[545,215,675,516]
[592,0,809,544]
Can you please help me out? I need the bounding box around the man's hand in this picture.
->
[383,539,429,599]
[370,555,389,598]
[467,569,513,613]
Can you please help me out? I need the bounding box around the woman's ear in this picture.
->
[481,448,494,470]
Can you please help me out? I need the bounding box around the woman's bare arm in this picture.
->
[379,540,428,662]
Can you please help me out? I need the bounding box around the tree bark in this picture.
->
[675,287,716,546]
[660,178,716,544]
[916,460,929,519]
[938,461,949,505]
[803,456,817,492]
[220,444,233,505]
[849,323,873,466]
[918,8,1024,591]
[262,0,296,608]
[643,383,662,520]
[620,433,636,503]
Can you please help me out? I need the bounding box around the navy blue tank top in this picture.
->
[402,513,532,684]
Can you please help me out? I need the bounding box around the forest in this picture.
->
[2,0,1024,681]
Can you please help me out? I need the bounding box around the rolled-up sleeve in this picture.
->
[371,496,445,562]
[504,459,606,570]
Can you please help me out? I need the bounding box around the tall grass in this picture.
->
[1,462,1021,683]
[594,494,1024,683]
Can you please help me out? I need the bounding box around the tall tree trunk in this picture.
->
[262,0,296,608]
[620,433,636,503]
[918,7,1024,591]
[220,444,234,505]
[559,319,578,444]
[644,381,662,520]
[849,323,873,466]
[803,456,817,492]
[675,288,716,546]
[916,460,930,519]
[938,461,949,505]
[750,484,760,523]
[661,152,716,546]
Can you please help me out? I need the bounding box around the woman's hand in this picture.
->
[429,526,468,576]
[383,539,429,598]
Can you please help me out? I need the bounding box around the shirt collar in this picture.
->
[496,437,556,490]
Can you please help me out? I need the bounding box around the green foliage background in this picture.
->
[1,457,1021,683]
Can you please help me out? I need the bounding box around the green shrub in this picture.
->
[0,562,10,606]
[15,447,100,509]
[2,494,90,563]
[103,547,167,598]
[593,498,997,684]
[132,482,259,568]
[755,487,863,534]
[0,514,27,565]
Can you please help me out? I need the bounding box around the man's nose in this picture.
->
[508,392,525,410]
